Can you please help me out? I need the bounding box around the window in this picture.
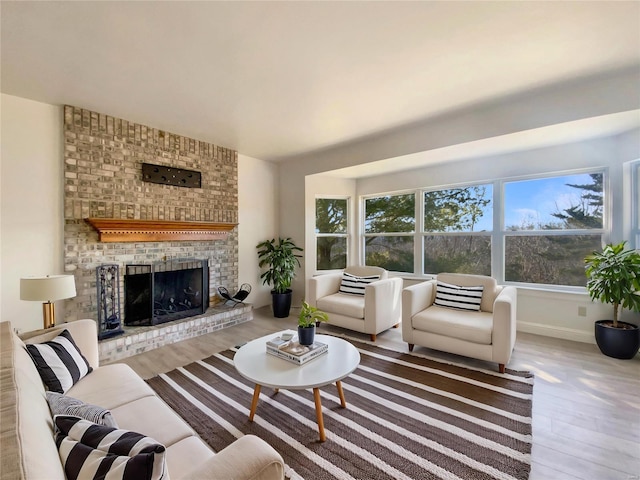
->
[423,184,492,275]
[633,162,640,249]
[315,198,348,270]
[503,172,604,286]
[364,193,415,273]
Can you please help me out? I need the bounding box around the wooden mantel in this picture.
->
[85,218,237,242]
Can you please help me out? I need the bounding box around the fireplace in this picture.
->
[124,259,209,326]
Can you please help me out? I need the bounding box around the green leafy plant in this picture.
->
[584,241,640,327]
[298,300,328,328]
[256,237,303,294]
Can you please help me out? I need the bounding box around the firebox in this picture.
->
[124,258,209,326]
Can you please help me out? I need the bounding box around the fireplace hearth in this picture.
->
[124,259,209,326]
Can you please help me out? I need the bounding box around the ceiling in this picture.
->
[2,1,639,162]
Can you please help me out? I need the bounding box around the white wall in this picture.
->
[356,134,640,343]
[0,96,280,331]
[238,154,279,308]
[1,94,65,333]
[279,69,640,344]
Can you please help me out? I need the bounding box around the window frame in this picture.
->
[632,161,640,249]
[314,196,350,272]
[357,167,610,291]
[361,190,417,273]
[420,181,494,277]
[500,168,608,291]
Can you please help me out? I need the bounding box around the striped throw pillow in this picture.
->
[46,392,118,428]
[434,281,484,311]
[339,272,381,296]
[26,329,92,393]
[55,415,167,480]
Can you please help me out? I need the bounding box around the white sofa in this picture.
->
[402,273,517,373]
[0,319,285,480]
[308,266,403,341]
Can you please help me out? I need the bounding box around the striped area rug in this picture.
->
[146,337,533,480]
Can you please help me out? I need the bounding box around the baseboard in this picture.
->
[517,321,595,344]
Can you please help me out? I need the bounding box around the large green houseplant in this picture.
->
[584,241,640,359]
[256,237,303,318]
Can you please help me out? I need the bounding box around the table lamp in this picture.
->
[20,275,77,329]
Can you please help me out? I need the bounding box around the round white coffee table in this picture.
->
[233,332,360,442]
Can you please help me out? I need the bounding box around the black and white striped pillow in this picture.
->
[55,415,167,480]
[46,392,118,428]
[434,281,484,311]
[339,272,381,296]
[25,329,92,393]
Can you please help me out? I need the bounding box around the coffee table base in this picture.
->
[247,380,347,442]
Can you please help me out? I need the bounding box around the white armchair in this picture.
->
[308,266,403,341]
[402,273,517,373]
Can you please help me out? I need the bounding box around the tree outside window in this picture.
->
[423,185,492,275]
[364,193,415,272]
[504,172,604,286]
[316,198,348,270]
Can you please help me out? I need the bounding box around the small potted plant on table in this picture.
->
[298,300,328,346]
[584,241,640,359]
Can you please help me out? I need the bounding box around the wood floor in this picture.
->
[113,305,640,480]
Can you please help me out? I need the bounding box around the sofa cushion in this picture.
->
[25,329,92,393]
[55,415,168,480]
[46,392,117,428]
[111,396,196,447]
[434,281,483,312]
[412,305,493,345]
[339,272,380,296]
[67,363,156,410]
[318,293,365,319]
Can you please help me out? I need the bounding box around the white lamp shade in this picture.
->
[20,275,77,302]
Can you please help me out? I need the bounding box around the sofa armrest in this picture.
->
[20,319,99,369]
[182,435,285,480]
[307,273,342,307]
[491,286,518,364]
[363,277,403,332]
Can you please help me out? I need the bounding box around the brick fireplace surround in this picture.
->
[63,106,251,363]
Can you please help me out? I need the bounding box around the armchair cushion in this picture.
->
[412,305,493,345]
[434,281,483,311]
[317,293,365,319]
[339,272,381,296]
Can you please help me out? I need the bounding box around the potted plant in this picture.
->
[256,237,303,318]
[298,300,328,345]
[584,241,640,359]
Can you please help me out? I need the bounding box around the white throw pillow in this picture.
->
[434,281,484,311]
[339,272,381,296]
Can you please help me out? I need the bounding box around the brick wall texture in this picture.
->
[63,105,239,322]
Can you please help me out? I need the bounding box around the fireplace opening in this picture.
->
[124,259,209,326]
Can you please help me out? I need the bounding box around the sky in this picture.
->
[503,174,598,230]
[462,173,598,232]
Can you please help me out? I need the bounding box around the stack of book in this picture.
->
[266,333,328,365]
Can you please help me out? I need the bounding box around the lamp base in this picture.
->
[42,302,56,329]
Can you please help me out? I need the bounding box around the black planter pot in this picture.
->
[271,289,292,318]
[298,325,315,346]
[594,320,640,359]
